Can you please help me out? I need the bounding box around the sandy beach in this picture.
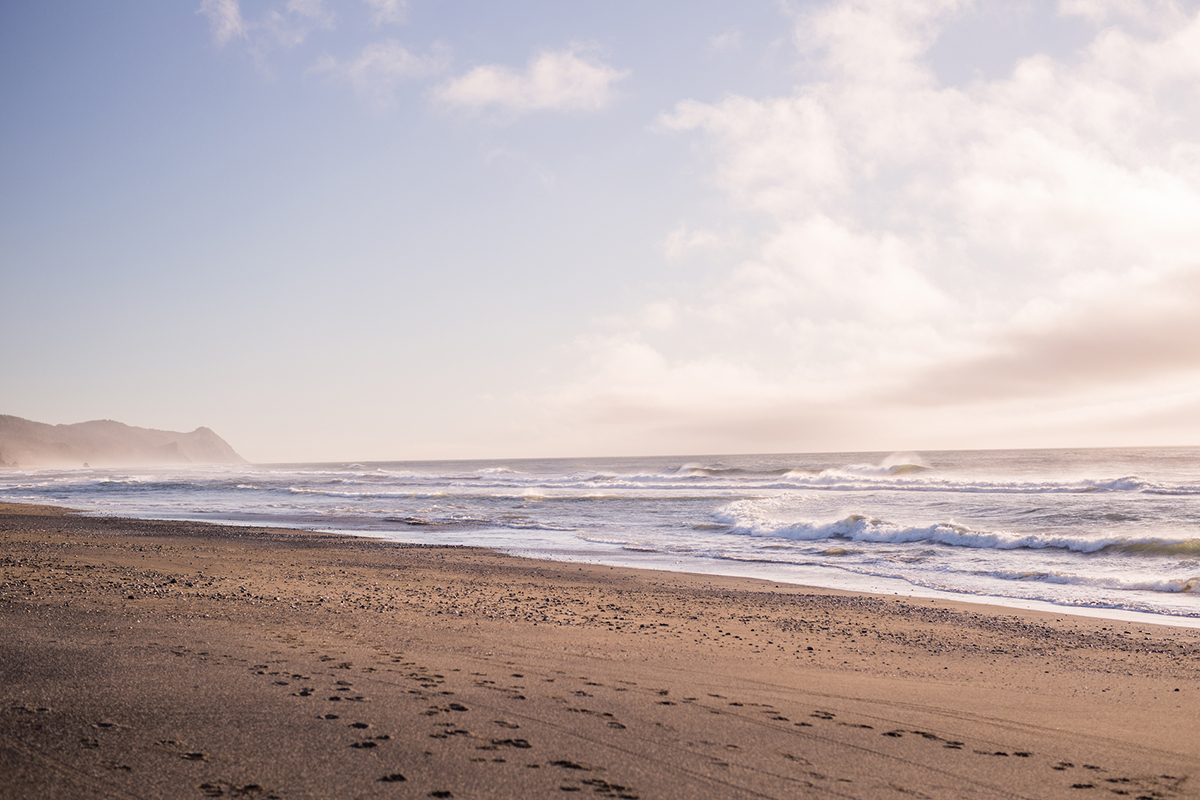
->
[1,502,1197,799]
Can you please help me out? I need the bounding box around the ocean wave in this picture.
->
[1111,539,1200,556]
[980,569,1200,594]
[773,472,1200,496]
[382,515,573,532]
[454,466,1200,496]
[788,461,930,480]
[715,500,1200,555]
[88,459,1197,498]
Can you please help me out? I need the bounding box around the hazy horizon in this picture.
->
[6,410,1200,469]
[6,1,1200,463]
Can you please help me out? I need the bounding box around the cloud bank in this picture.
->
[553,0,1200,452]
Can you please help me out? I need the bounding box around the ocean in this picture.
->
[3,447,1199,626]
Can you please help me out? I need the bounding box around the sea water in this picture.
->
[3,447,1198,625]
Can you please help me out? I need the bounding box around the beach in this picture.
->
[1,502,1197,799]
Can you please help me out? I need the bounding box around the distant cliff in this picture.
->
[0,415,246,468]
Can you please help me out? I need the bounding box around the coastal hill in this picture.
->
[0,415,246,468]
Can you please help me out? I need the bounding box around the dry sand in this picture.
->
[1,502,1197,799]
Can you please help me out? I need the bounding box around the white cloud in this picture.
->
[662,94,849,217]
[795,0,966,88]
[553,0,1200,451]
[287,0,332,21]
[709,29,744,53]
[364,0,407,25]
[261,8,327,48]
[662,223,727,261]
[198,0,336,55]
[198,0,247,46]
[1058,0,1192,31]
[894,269,1200,404]
[638,301,680,331]
[313,39,449,104]
[435,46,629,114]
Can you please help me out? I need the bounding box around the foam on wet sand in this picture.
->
[1,502,1197,799]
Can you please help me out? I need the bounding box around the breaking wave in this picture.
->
[716,501,1200,556]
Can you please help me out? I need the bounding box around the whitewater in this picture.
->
[3,447,1199,625]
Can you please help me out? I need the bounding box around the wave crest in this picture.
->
[715,500,1200,555]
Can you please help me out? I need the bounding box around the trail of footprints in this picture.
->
[238,649,643,798]
[14,641,1185,799]
[246,645,1186,800]
[714,700,1185,799]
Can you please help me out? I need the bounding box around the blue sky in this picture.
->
[4,1,1200,462]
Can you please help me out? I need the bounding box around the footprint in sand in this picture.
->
[580,778,639,799]
[487,738,532,749]
[198,780,280,798]
[428,728,471,740]
[880,729,965,750]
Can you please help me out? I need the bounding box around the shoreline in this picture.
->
[3,502,1198,798]
[23,501,1200,630]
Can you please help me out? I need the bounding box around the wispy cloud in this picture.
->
[198,0,335,53]
[434,46,629,115]
[287,0,333,22]
[198,0,247,46]
[661,223,729,261]
[364,0,407,25]
[312,40,449,106]
[709,29,744,53]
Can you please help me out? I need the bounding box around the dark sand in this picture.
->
[1,502,1197,799]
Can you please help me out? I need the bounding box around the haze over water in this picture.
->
[5,446,1198,624]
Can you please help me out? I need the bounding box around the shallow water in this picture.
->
[4,447,1199,624]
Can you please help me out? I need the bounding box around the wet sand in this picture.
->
[1,502,1197,799]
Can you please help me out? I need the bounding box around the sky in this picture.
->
[4,0,1200,463]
